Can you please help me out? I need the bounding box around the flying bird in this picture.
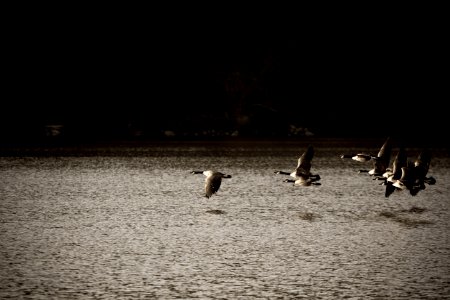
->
[341,137,392,176]
[275,144,321,184]
[382,145,408,197]
[191,170,232,198]
[413,149,436,189]
[392,149,436,196]
[367,137,392,176]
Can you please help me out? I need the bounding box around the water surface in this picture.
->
[1,141,449,299]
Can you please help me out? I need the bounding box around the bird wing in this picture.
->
[391,147,407,179]
[414,149,431,181]
[377,137,392,159]
[295,145,314,176]
[372,138,392,175]
[205,175,222,198]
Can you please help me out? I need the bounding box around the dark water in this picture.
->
[1,141,449,299]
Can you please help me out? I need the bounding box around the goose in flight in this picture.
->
[413,149,436,188]
[274,144,321,183]
[191,170,232,198]
[367,137,392,176]
[382,145,408,197]
[392,163,421,196]
[341,137,392,176]
[392,149,436,196]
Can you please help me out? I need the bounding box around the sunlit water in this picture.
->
[1,141,449,299]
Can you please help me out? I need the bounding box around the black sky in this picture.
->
[3,7,448,143]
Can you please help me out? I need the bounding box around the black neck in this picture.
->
[275,171,291,175]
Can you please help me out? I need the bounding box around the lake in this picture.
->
[1,139,449,299]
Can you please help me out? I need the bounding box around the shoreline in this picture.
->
[1,136,448,157]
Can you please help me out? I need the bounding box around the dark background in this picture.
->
[2,6,447,146]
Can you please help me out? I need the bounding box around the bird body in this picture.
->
[341,153,375,162]
[191,170,232,198]
[392,165,416,192]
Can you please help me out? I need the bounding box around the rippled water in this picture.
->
[1,141,449,299]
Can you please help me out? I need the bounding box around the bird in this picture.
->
[413,149,436,189]
[382,145,408,197]
[367,137,392,176]
[191,170,232,198]
[274,145,321,183]
[392,149,436,196]
[357,137,392,176]
[341,137,392,176]
[392,163,418,195]
[384,145,407,181]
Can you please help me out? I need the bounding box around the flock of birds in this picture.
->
[191,137,437,198]
[340,137,436,197]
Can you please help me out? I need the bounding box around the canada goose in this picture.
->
[356,137,392,176]
[392,164,415,191]
[191,170,232,198]
[385,145,407,181]
[274,145,321,182]
[413,149,435,188]
[392,149,436,196]
[383,145,408,197]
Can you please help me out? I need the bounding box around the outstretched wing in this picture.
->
[372,137,392,175]
[391,146,407,179]
[377,137,392,158]
[295,145,314,176]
